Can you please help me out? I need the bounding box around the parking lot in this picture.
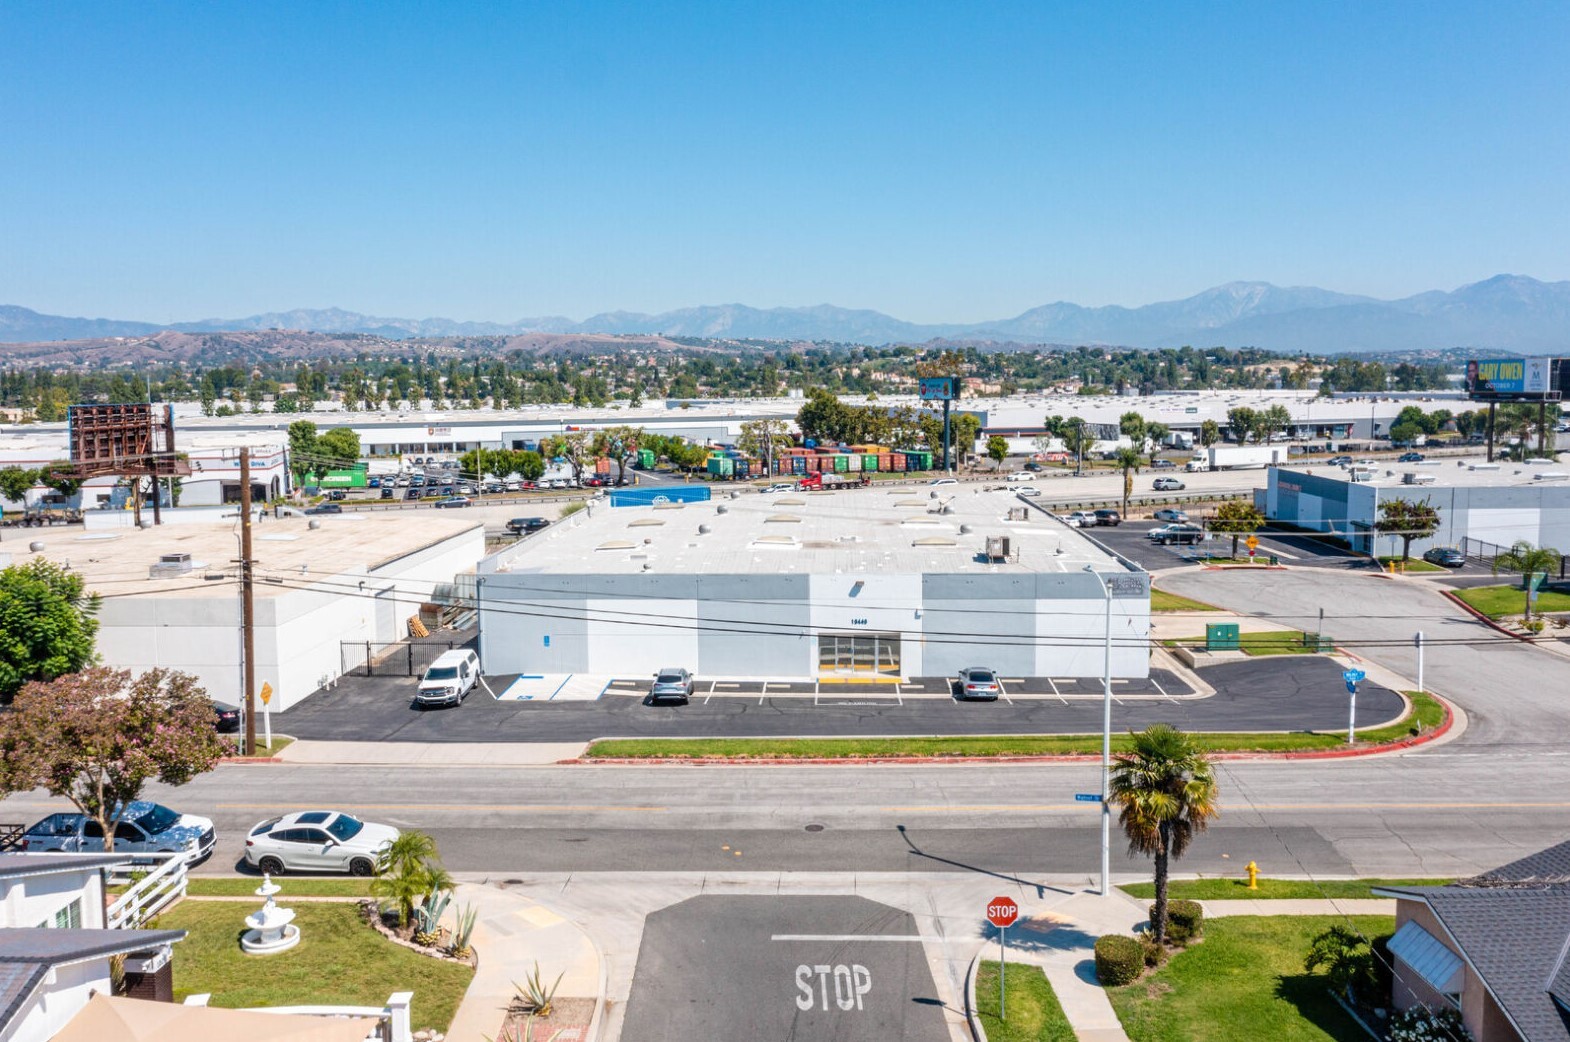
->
[621,895,951,1042]
[275,656,1402,744]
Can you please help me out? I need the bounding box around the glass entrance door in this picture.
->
[817,634,901,677]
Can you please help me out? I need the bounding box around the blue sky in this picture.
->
[3,2,1568,323]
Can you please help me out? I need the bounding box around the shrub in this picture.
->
[1149,900,1204,944]
[1095,934,1144,986]
[1304,924,1377,1002]
[1138,933,1169,968]
[1387,1005,1472,1041]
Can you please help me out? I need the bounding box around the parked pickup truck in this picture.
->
[19,801,216,864]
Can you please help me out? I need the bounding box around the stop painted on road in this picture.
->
[622,894,951,1041]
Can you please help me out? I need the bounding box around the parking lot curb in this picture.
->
[1439,589,1538,643]
[568,696,1455,767]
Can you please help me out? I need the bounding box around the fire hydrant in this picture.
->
[1246,860,1260,890]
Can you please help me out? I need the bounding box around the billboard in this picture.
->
[919,376,959,401]
[1466,357,1556,400]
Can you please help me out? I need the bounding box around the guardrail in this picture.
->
[107,852,188,930]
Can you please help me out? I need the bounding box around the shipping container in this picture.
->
[636,448,656,469]
[890,452,907,472]
[791,456,807,475]
[610,485,712,507]
[844,454,861,472]
[594,457,613,474]
[861,453,879,471]
[707,456,735,477]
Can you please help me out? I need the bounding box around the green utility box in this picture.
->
[1205,623,1241,651]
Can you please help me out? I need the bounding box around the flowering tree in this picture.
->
[0,668,227,849]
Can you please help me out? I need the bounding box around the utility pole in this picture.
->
[240,449,257,756]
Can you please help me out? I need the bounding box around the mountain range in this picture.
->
[4,274,1568,354]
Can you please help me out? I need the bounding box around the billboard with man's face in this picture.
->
[1466,357,1554,399]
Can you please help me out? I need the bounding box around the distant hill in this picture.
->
[5,274,1569,353]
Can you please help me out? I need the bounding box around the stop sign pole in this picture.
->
[987,897,1020,1019]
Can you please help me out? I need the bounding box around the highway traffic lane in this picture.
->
[1154,566,1570,748]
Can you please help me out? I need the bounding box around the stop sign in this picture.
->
[986,897,1019,929]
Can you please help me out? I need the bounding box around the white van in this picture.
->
[416,649,481,707]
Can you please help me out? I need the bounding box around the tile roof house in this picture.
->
[0,853,186,1042]
[1376,839,1570,1042]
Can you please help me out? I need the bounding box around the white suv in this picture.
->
[416,649,481,707]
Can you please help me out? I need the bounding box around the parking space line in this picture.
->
[1149,674,1177,704]
[546,675,572,700]
[1045,676,1067,706]
[997,680,1012,705]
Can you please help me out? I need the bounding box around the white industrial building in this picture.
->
[1263,456,1570,558]
[476,487,1150,681]
[0,514,484,709]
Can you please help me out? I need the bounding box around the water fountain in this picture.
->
[239,874,300,955]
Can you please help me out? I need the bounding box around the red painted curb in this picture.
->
[572,694,1456,767]
[1440,589,1537,643]
[219,756,282,764]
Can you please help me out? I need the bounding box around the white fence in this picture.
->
[184,991,412,1042]
[106,853,188,930]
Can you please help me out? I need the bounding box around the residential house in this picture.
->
[1377,841,1570,1041]
[0,854,186,1042]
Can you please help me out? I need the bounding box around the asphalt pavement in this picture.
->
[622,896,950,1042]
[274,658,1402,743]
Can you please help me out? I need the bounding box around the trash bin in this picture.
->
[1269,554,1279,565]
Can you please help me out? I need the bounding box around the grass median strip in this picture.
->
[1150,589,1222,613]
[1164,629,1318,656]
[1453,583,1570,619]
[974,961,1074,1042]
[1118,877,1450,901]
[585,691,1445,759]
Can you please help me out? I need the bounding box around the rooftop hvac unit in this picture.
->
[148,552,194,579]
[1401,472,1437,485]
[984,535,1011,561]
[1533,472,1570,482]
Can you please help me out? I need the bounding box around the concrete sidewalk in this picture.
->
[443,882,602,1042]
[275,740,587,766]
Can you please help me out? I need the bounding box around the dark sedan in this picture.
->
[213,702,241,733]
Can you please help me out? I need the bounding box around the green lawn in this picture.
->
[185,877,373,898]
[161,901,473,1033]
[1150,589,1222,613]
[1375,556,1444,573]
[1118,877,1449,901]
[1453,583,1570,619]
[1165,630,1320,656]
[975,961,1074,1042]
[585,691,1443,759]
[1108,915,1395,1042]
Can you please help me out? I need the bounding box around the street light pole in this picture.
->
[1085,565,1114,896]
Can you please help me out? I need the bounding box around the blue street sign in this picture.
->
[1075,793,1101,803]
[1342,668,1365,684]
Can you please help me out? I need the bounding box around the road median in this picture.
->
[579,691,1450,763]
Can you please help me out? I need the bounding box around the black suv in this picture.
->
[1094,509,1122,526]
[507,517,550,535]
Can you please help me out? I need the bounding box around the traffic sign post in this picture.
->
[1341,668,1365,744]
[987,897,1020,1019]
[259,682,274,751]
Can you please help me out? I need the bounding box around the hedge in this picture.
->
[1149,899,1204,943]
[1095,934,1144,986]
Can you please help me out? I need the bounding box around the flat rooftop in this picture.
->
[3,513,483,598]
[1278,453,1570,490]
[484,486,1130,576]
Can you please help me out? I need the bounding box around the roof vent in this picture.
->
[1534,471,1570,481]
[149,553,195,579]
[959,524,974,534]
[29,542,44,553]
[698,524,712,534]
[766,514,802,523]
[716,505,729,514]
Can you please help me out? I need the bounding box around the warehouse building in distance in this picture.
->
[1264,457,1570,558]
[476,487,1150,681]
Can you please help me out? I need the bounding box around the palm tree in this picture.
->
[1114,447,1142,517]
[371,830,446,934]
[1492,541,1563,620]
[1109,724,1220,945]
